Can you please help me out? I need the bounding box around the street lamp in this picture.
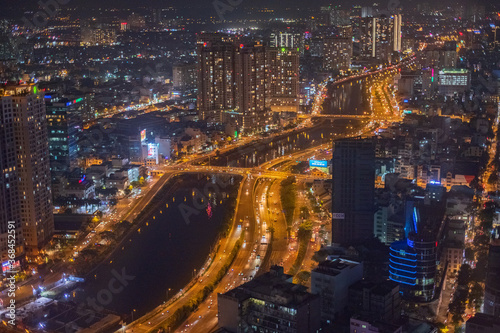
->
[131,309,136,322]
[166,288,172,301]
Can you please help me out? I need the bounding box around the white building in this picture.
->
[438,68,471,96]
[311,258,363,322]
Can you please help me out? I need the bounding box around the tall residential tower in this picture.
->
[0,83,54,257]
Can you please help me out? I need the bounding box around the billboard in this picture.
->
[147,143,158,158]
[309,160,328,168]
[141,129,147,142]
[2,260,20,273]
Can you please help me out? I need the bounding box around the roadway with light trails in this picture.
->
[115,58,413,333]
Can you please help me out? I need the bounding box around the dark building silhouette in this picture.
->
[332,138,375,244]
[484,239,500,317]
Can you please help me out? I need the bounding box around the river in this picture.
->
[71,174,241,319]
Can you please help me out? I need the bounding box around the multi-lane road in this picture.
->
[3,58,412,333]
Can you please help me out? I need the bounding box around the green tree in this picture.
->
[457,264,471,286]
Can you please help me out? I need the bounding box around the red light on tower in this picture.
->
[240,44,244,48]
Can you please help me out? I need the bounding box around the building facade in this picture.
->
[389,201,438,302]
[332,138,375,244]
[484,241,500,317]
[0,86,24,266]
[0,83,54,257]
[198,38,300,133]
[45,96,83,175]
[323,37,353,72]
[311,259,363,322]
[218,266,321,333]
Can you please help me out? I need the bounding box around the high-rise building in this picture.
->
[267,48,300,113]
[323,37,353,71]
[438,68,471,96]
[389,200,438,302]
[311,258,363,321]
[422,43,458,69]
[329,6,351,26]
[375,16,395,62]
[80,18,117,46]
[198,38,299,132]
[45,96,83,175]
[196,32,239,47]
[466,313,500,333]
[337,25,353,39]
[359,15,402,61]
[0,88,24,266]
[127,13,146,31]
[332,138,375,244]
[218,266,321,333]
[270,32,304,53]
[0,83,54,256]
[359,17,376,59]
[361,6,373,18]
[348,280,401,324]
[198,41,237,124]
[392,14,402,52]
[484,240,500,317]
[172,63,197,92]
[235,43,268,131]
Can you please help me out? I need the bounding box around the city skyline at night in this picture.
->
[0,1,500,332]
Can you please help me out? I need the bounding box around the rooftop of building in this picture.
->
[312,258,362,277]
[0,82,39,97]
[466,313,500,328]
[349,279,399,296]
[439,68,469,74]
[221,266,317,308]
[350,316,403,332]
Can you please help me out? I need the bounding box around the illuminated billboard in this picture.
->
[147,143,158,158]
[309,160,328,168]
[141,129,147,142]
[2,260,20,273]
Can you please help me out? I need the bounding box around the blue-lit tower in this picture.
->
[389,200,437,302]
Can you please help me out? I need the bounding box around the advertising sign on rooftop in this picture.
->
[309,160,328,168]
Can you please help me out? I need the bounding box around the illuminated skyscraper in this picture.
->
[392,14,402,52]
[198,37,299,132]
[270,32,304,53]
[0,83,54,257]
[235,43,268,131]
[267,48,300,113]
[389,200,438,303]
[198,41,237,124]
[0,88,24,265]
[323,37,353,71]
[45,96,83,175]
[359,14,402,61]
